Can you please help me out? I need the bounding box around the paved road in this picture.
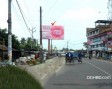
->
[44,58,112,89]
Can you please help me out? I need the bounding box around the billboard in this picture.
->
[42,25,51,39]
[51,26,64,40]
[42,25,64,40]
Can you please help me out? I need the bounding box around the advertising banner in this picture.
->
[42,25,64,40]
[42,25,51,39]
[51,26,64,40]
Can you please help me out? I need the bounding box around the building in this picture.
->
[86,20,112,59]
[0,37,21,61]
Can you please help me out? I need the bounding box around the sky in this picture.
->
[0,0,109,50]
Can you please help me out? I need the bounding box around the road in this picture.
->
[44,58,112,89]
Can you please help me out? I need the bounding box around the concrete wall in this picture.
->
[18,57,65,85]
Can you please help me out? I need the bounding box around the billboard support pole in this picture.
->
[48,39,50,54]
[50,21,56,55]
[51,39,52,54]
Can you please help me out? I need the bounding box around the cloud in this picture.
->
[62,8,98,21]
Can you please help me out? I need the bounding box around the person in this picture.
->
[43,53,47,62]
[65,52,74,62]
[78,52,82,63]
[89,55,91,60]
[65,52,73,58]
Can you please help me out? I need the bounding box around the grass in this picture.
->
[0,66,43,89]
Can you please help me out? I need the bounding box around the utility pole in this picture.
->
[40,6,42,48]
[107,0,112,20]
[30,27,36,50]
[39,6,43,63]
[7,0,12,64]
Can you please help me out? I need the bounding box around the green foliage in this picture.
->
[20,37,39,51]
[12,34,20,50]
[0,28,8,46]
[0,28,20,50]
[0,66,43,89]
[0,28,39,51]
[83,42,88,49]
[20,38,26,49]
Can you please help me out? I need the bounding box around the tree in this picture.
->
[0,28,39,51]
[32,39,39,51]
[0,28,8,46]
[26,37,32,50]
[12,34,20,50]
[0,28,20,50]
[20,38,26,49]
[83,42,88,49]
[20,37,39,51]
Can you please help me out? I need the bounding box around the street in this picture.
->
[44,58,112,89]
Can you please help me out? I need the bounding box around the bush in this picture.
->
[0,66,43,89]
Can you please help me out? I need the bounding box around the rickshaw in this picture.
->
[65,52,74,64]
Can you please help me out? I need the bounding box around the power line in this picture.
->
[12,2,30,36]
[15,0,32,36]
[12,2,21,20]
[43,0,59,18]
[69,42,84,45]
[45,0,59,13]
[22,0,33,25]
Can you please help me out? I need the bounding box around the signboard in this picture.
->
[87,39,92,45]
[42,25,51,39]
[42,25,64,40]
[51,26,64,40]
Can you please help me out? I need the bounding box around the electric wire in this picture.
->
[12,2,30,36]
[15,0,32,36]
[69,42,84,45]
[44,0,59,13]
[22,0,33,25]
[43,0,59,20]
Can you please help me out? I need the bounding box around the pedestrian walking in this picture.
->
[89,55,91,60]
[78,52,82,63]
[43,53,46,62]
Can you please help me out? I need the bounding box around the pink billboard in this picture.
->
[51,26,64,40]
[42,25,64,40]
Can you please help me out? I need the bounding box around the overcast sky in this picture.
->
[0,0,109,50]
